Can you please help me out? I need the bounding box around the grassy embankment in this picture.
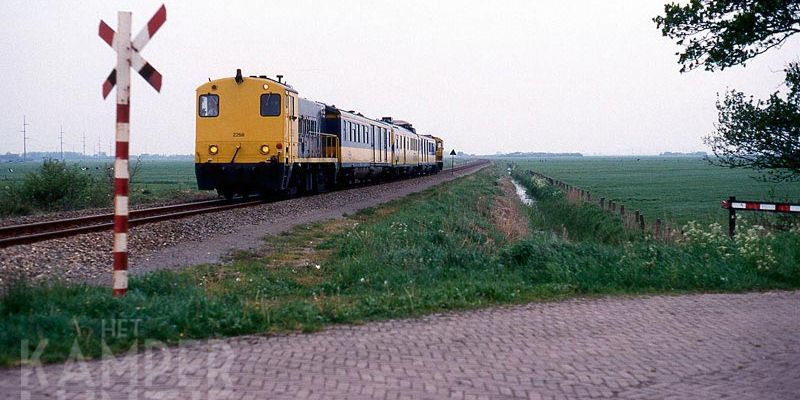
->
[1,165,799,366]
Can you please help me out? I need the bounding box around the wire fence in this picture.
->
[527,170,680,242]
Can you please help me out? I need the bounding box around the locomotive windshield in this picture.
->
[260,94,281,116]
[198,94,219,117]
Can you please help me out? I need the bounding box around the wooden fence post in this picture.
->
[655,218,662,239]
[728,196,736,238]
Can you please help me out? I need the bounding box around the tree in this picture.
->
[655,0,800,180]
[709,64,800,181]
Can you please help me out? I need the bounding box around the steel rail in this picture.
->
[0,199,260,248]
[0,198,224,236]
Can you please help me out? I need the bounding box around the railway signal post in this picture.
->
[450,149,456,175]
[99,5,166,297]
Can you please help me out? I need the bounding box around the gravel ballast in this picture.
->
[0,165,486,287]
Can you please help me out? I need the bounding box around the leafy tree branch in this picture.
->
[655,0,800,72]
[706,63,800,180]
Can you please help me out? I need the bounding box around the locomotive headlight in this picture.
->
[260,144,270,155]
[208,145,219,155]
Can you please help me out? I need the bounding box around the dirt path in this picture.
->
[134,164,489,278]
[4,290,798,399]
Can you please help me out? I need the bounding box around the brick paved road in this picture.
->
[2,291,798,399]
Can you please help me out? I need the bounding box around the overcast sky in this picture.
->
[1,0,798,156]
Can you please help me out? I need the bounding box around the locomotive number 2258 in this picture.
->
[232,132,245,137]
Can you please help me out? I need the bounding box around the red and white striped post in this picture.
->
[112,11,132,297]
[99,5,166,297]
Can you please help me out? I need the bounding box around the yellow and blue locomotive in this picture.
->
[195,70,443,198]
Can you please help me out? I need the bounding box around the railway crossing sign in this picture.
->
[99,5,166,297]
[99,5,166,99]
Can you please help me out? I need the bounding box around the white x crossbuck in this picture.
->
[99,4,166,98]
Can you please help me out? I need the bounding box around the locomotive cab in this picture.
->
[195,71,298,198]
[433,136,444,170]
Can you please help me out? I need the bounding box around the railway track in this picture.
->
[0,198,263,248]
[0,160,489,248]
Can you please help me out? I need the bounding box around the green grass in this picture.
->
[510,168,800,292]
[506,156,800,225]
[0,159,208,216]
[1,165,798,367]
[0,160,195,187]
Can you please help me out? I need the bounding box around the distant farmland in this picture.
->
[0,160,204,207]
[0,157,476,195]
[510,156,800,225]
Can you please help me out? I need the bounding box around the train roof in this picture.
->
[325,105,421,135]
[195,73,434,140]
[198,70,298,94]
[326,105,385,125]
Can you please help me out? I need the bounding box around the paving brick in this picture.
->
[2,291,798,399]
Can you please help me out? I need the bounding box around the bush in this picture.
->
[0,183,32,216]
[0,159,111,216]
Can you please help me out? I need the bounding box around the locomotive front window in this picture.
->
[199,94,219,117]
[260,93,281,116]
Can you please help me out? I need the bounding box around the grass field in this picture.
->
[2,165,799,366]
[506,156,800,225]
[0,158,473,187]
[0,159,208,216]
[0,159,199,195]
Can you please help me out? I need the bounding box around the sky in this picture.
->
[1,0,798,156]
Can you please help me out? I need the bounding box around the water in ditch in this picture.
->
[510,179,534,206]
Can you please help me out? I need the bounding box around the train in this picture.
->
[195,69,444,199]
